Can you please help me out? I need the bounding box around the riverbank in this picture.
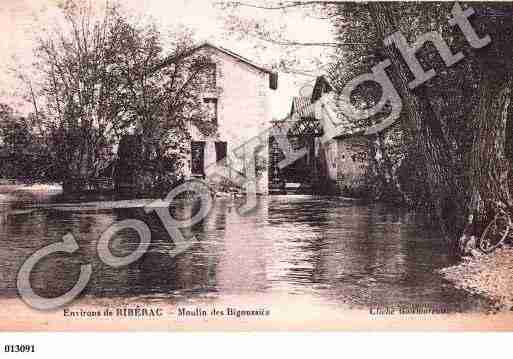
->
[440,247,513,311]
[0,183,62,194]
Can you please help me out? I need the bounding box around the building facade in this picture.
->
[314,77,371,196]
[183,43,278,194]
[270,75,371,196]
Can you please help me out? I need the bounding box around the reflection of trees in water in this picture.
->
[266,199,441,306]
[0,211,57,295]
[0,208,116,298]
[80,201,226,297]
[0,197,490,311]
[309,203,422,306]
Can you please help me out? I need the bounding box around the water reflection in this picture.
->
[0,191,489,312]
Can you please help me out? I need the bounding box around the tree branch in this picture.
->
[245,30,364,47]
[218,1,340,10]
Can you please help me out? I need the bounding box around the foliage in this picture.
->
[0,104,52,181]
[20,0,215,192]
[218,1,513,253]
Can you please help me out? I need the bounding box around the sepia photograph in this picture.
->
[0,0,513,341]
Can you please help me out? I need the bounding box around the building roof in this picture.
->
[286,70,395,139]
[311,75,335,103]
[200,42,276,74]
[290,97,313,118]
[160,41,273,74]
[159,41,278,90]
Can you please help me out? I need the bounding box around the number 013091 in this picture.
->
[4,345,35,353]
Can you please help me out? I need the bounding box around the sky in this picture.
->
[0,0,334,118]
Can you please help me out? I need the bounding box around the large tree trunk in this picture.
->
[368,3,466,245]
[459,69,513,253]
[368,3,513,255]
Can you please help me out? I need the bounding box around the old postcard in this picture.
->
[1,0,513,334]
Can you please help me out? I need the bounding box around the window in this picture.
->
[215,142,227,163]
[204,98,218,125]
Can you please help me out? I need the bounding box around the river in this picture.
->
[0,187,490,313]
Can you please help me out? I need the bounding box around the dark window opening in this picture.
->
[204,98,218,126]
[215,142,227,163]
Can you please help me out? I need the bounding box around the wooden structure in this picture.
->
[268,110,324,195]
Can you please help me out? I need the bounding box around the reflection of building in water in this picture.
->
[264,197,328,293]
[121,199,271,296]
[215,199,269,294]
[161,200,227,293]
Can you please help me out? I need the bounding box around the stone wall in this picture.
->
[336,136,370,196]
[319,136,370,196]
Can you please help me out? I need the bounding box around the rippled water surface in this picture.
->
[0,189,489,312]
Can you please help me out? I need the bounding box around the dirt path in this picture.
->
[440,247,513,311]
